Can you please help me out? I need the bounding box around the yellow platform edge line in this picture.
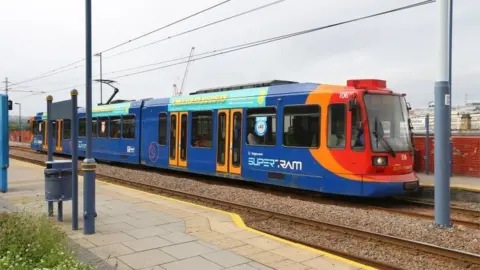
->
[11,159,374,269]
[114,182,375,270]
[420,183,480,192]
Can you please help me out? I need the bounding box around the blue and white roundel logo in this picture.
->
[255,118,267,136]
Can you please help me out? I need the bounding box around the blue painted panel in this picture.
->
[0,94,8,192]
[31,135,44,151]
[140,105,170,167]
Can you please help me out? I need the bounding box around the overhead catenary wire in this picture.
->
[18,0,434,100]
[100,0,233,54]
[104,0,288,60]
[10,0,234,87]
[109,0,435,80]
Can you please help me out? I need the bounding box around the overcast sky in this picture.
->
[1,0,478,116]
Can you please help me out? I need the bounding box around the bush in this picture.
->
[0,212,93,270]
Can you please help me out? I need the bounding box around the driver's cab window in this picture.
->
[351,106,364,150]
[327,104,346,148]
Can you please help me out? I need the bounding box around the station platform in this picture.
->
[417,173,480,191]
[0,159,367,270]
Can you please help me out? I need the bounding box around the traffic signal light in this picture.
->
[8,100,12,110]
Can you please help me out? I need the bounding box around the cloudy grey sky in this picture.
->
[1,0,478,116]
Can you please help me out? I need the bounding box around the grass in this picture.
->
[0,212,94,270]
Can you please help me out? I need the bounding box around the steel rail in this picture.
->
[8,152,480,269]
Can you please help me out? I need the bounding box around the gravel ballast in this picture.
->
[10,149,480,266]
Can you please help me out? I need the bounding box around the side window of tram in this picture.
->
[351,106,364,150]
[246,107,276,146]
[92,118,98,138]
[98,117,109,138]
[327,104,346,148]
[34,121,38,135]
[63,119,71,140]
[38,121,43,136]
[79,118,86,137]
[191,111,213,148]
[283,105,320,148]
[122,115,136,139]
[110,116,121,139]
[158,113,167,145]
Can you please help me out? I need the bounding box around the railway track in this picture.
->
[375,198,480,230]
[10,145,480,229]
[9,149,480,270]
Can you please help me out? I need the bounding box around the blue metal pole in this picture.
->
[0,95,8,193]
[448,0,454,177]
[46,95,54,217]
[71,90,78,230]
[57,201,63,222]
[83,0,96,235]
[425,114,430,175]
[434,0,451,227]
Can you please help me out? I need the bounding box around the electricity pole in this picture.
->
[434,0,451,227]
[83,0,96,234]
[3,77,9,96]
[14,103,21,142]
[95,53,103,105]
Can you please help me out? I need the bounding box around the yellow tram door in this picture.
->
[56,120,63,152]
[169,112,188,168]
[216,109,242,174]
[178,112,188,167]
[42,120,47,150]
[169,112,179,166]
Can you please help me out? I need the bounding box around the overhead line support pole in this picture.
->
[434,0,451,228]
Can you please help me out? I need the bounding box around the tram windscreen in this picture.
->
[364,94,412,153]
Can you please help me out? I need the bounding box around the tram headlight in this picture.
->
[372,156,387,166]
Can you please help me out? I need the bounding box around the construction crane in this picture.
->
[173,47,195,96]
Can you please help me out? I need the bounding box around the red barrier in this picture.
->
[414,136,480,177]
[9,131,32,143]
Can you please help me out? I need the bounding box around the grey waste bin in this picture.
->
[45,160,73,202]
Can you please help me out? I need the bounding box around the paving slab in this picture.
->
[2,159,370,270]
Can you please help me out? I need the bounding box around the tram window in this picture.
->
[110,116,121,139]
[158,113,167,145]
[191,111,213,148]
[79,118,86,137]
[63,119,71,140]
[246,107,276,146]
[98,117,109,138]
[283,105,320,148]
[351,106,364,150]
[92,118,98,138]
[33,121,39,135]
[327,104,346,148]
[122,115,135,139]
[38,121,43,135]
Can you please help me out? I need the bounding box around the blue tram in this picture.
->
[30,79,419,197]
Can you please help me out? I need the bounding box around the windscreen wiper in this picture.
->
[373,117,396,158]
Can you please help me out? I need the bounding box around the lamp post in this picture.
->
[84,0,96,234]
[95,53,103,105]
[14,102,21,142]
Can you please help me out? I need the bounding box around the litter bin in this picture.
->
[44,160,73,221]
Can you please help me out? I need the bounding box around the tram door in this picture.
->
[216,109,242,174]
[169,112,188,167]
[56,120,63,151]
[42,120,47,150]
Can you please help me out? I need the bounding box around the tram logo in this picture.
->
[148,142,160,163]
[248,157,302,171]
